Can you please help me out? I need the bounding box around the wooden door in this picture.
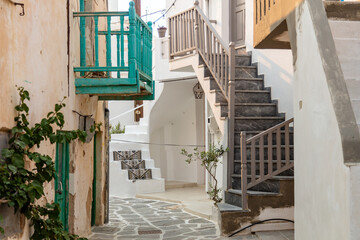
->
[55,141,70,231]
[231,0,246,46]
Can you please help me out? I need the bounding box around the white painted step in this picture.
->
[109,162,165,198]
[125,125,148,134]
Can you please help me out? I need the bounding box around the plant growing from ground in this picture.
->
[110,122,125,134]
[0,86,89,239]
[181,145,228,206]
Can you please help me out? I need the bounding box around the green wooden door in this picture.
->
[55,142,70,231]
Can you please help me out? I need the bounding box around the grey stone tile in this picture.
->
[256,231,288,240]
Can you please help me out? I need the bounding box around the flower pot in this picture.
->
[157,27,167,38]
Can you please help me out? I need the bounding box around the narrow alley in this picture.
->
[88,197,294,240]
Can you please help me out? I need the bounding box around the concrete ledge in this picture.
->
[324,1,360,21]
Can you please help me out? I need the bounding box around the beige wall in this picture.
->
[0,0,108,238]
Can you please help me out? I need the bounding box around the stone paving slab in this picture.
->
[88,197,294,240]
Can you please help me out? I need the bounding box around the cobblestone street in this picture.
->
[89,197,222,240]
[88,197,294,240]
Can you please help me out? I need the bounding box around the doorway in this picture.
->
[231,0,246,46]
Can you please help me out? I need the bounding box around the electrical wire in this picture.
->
[141,9,166,17]
[228,218,295,237]
[110,139,205,148]
[153,0,177,24]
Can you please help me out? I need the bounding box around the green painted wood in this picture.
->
[80,0,85,76]
[55,141,70,231]
[106,16,112,77]
[128,1,137,81]
[74,66,128,72]
[91,134,97,226]
[117,34,120,78]
[73,11,128,17]
[98,94,154,100]
[121,16,125,67]
[98,30,129,36]
[94,16,99,67]
[74,2,153,100]
[75,78,136,87]
[75,85,141,95]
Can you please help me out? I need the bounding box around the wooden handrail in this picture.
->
[168,1,236,189]
[168,2,231,101]
[240,118,294,210]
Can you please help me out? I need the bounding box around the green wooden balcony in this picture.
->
[73,1,154,100]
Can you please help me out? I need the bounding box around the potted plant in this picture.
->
[157,26,167,38]
[181,144,228,206]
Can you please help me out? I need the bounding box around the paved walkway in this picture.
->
[88,197,294,240]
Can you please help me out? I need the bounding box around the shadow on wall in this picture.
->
[149,79,206,184]
[252,49,294,118]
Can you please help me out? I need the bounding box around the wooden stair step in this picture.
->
[231,175,294,180]
[228,189,281,196]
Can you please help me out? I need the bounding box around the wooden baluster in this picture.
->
[222,54,230,96]
[213,35,216,74]
[217,41,220,80]
[194,11,199,53]
[120,16,125,67]
[175,16,178,53]
[220,45,225,86]
[168,18,172,58]
[117,34,120,78]
[264,0,266,16]
[268,132,273,175]
[191,10,195,48]
[94,16,99,67]
[285,123,290,166]
[240,132,248,210]
[106,16,112,77]
[259,136,264,178]
[276,128,281,170]
[251,141,256,183]
[255,0,258,24]
[129,1,136,81]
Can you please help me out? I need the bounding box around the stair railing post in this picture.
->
[240,131,248,210]
[129,1,137,81]
[227,42,236,190]
[194,0,199,53]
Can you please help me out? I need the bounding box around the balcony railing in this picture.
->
[73,1,154,100]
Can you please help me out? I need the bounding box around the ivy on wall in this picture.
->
[0,87,96,239]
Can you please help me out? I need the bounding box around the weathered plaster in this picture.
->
[0,0,108,238]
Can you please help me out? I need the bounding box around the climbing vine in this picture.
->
[181,145,228,205]
[0,87,90,239]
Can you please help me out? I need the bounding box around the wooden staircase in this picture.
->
[168,1,294,235]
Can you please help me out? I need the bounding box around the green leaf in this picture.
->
[55,104,61,112]
[8,164,17,173]
[1,149,14,158]
[14,139,26,149]
[12,153,24,168]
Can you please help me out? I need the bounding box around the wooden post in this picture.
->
[240,132,248,210]
[129,1,137,81]
[227,42,236,190]
[134,0,141,16]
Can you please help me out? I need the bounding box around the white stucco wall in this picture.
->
[293,2,350,239]
[245,0,294,119]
